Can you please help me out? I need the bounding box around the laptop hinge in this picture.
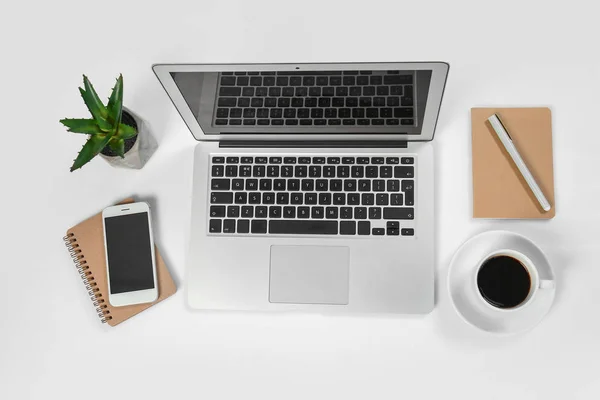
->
[219,140,408,148]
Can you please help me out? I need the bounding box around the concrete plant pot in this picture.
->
[99,108,157,169]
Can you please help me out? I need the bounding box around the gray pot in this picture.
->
[99,108,157,169]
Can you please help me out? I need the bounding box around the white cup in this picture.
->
[473,249,555,311]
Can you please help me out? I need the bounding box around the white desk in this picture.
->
[2,1,599,398]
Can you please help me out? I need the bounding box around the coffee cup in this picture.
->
[474,249,554,311]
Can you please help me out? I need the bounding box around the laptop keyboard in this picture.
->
[214,70,416,127]
[208,155,416,236]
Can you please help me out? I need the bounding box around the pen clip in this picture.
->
[494,114,512,140]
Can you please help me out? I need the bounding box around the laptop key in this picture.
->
[288,180,300,191]
[251,220,267,234]
[394,166,414,178]
[263,192,275,204]
[348,193,360,205]
[354,207,367,219]
[387,180,400,192]
[291,193,303,204]
[362,194,374,205]
[225,165,237,177]
[248,192,260,204]
[373,180,386,192]
[319,193,332,205]
[219,87,241,96]
[211,179,230,190]
[241,206,253,218]
[311,207,324,219]
[369,207,382,219]
[305,193,317,204]
[295,166,307,177]
[333,193,346,205]
[237,220,250,234]
[372,228,385,235]
[297,207,310,218]
[223,219,236,233]
[260,179,272,191]
[391,193,403,205]
[221,76,236,86]
[274,179,286,191]
[253,165,265,177]
[227,206,240,218]
[376,194,389,205]
[218,98,236,107]
[340,207,352,219]
[234,192,247,204]
[276,193,289,204]
[344,179,356,191]
[255,206,267,218]
[211,192,232,204]
[283,207,295,218]
[383,207,414,219]
[401,228,415,236]
[380,166,392,178]
[240,165,252,178]
[302,179,314,191]
[340,221,356,235]
[210,206,226,218]
[209,219,222,233]
[358,221,370,235]
[215,119,228,125]
[269,206,282,218]
[358,180,370,191]
[323,207,336,219]
[269,220,337,235]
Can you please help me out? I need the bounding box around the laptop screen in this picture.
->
[169,69,432,136]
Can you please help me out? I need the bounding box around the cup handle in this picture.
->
[539,279,555,289]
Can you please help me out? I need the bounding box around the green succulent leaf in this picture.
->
[83,75,108,117]
[70,133,113,172]
[108,138,125,158]
[107,74,123,125]
[79,87,111,132]
[59,118,101,134]
[117,122,137,139]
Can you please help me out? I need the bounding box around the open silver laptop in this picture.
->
[153,62,449,314]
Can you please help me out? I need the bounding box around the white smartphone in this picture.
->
[102,202,158,307]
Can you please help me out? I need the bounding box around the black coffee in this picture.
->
[477,255,531,309]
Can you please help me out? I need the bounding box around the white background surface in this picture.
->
[1,1,599,399]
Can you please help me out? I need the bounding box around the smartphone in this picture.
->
[102,202,158,307]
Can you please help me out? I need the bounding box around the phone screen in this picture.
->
[104,212,155,294]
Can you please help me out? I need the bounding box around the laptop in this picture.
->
[153,62,449,314]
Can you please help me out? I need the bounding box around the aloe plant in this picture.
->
[60,74,137,171]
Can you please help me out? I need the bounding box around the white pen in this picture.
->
[487,113,551,212]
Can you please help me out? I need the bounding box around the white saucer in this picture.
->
[448,231,556,335]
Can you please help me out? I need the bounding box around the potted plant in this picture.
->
[60,74,157,171]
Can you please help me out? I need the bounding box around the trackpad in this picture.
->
[269,245,349,305]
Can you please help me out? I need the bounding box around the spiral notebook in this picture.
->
[64,198,177,326]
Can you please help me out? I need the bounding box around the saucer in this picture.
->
[448,230,556,335]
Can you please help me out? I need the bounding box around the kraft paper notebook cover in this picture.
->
[63,198,177,326]
[471,107,555,219]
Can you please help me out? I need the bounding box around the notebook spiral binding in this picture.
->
[63,233,112,323]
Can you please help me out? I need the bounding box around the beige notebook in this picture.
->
[63,198,177,326]
[471,107,555,219]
